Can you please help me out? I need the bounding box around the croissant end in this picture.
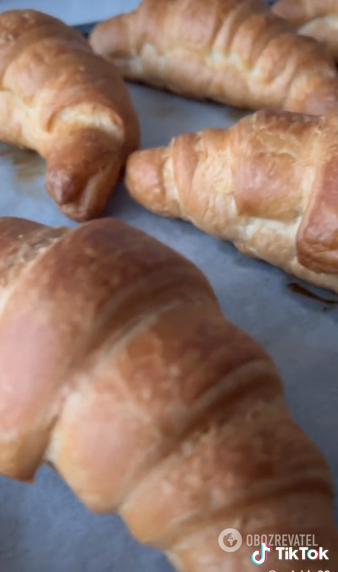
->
[126,147,178,217]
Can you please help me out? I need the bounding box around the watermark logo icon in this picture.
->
[251,543,272,565]
[218,528,243,553]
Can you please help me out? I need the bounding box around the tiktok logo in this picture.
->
[251,543,272,565]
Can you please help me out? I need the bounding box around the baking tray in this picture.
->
[0,17,338,572]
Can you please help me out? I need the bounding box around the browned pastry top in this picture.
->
[0,10,140,220]
[90,0,338,114]
[0,217,337,571]
[273,0,338,62]
[126,109,338,293]
[229,110,338,275]
[273,0,338,27]
[0,11,129,127]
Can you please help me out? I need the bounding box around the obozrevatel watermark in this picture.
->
[218,529,243,553]
[218,530,330,567]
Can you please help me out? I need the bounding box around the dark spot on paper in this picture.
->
[138,98,176,119]
[0,144,44,182]
[226,107,249,123]
[288,282,338,306]
[154,103,176,118]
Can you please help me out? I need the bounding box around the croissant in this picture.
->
[126,108,338,294]
[90,0,338,115]
[273,0,338,62]
[0,215,337,572]
[0,9,140,221]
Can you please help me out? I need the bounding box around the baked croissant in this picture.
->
[0,9,140,221]
[126,108,338,294]
[273,0,338,62]
[1,215,337,572]
[90,0,338,115]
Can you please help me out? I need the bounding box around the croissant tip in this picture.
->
[45,168,81,206]
[126,148,167,211]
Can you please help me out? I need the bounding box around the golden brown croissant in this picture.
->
[0,215,337,572]
[90,0,338,115]
[0,10,140,221]
[273,0,338,62]
[126,108,338,294]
